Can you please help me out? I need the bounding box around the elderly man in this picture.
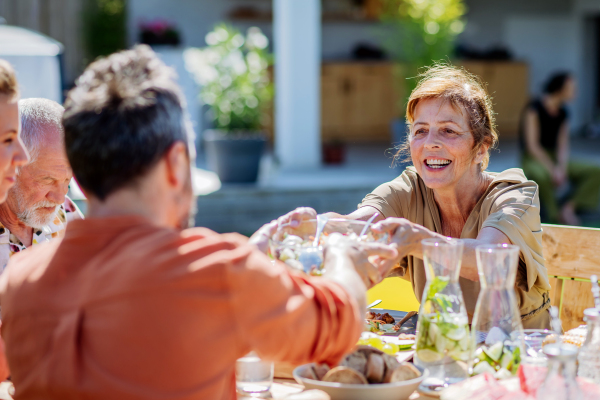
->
[0,98,82,271]
[0,46,398,400]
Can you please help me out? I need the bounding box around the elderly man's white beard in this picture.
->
[11,185,60,229]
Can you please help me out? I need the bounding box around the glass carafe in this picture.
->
[537,343,582,400]
[577,307,600,383]
[471,244,524,379]
[415,238,470,393]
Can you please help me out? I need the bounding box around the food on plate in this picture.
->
[562,325,587,347]
[543,325,587,348]
[365,353,385,382]
[415,277,471,363]
[322,366,369,384]
[312,364,331,380]
[340,351,367,375]
[356,335,413,354]
[365,311,395,325]
[397,333,416,340]
[471,341,521,379]
[299,364,332,381]
[306,346,421,386]
[365,319,396,334]
[384,364,420,383]
[365,312,398,334]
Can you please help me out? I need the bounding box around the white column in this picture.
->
[273,0,321,170]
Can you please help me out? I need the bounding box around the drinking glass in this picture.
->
[235,352,274,394]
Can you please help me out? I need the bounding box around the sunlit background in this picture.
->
[2,0,600,311]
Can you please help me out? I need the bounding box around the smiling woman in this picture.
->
[277,64,552,329]
[359,65,550,328]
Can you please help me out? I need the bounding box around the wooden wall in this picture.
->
[0,0,86,87]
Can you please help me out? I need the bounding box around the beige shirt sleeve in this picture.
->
[480,182,549,292]
[359,172,416,219]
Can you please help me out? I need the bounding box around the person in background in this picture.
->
[521,72,600,225]
[278,65,551,329]
[0,59,31,382]
[0,98,83,271]
[0,46,399,400]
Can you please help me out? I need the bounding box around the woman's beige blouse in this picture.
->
[359,167,551,323]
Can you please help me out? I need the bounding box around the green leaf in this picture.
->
[426,276,449,301]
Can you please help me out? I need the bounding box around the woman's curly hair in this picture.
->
[395,64,498,171]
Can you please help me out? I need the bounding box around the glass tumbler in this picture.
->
[235,352,274,394]
[415,238,471,393]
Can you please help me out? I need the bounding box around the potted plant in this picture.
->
[185,24,272,183]
[378,0,467,145]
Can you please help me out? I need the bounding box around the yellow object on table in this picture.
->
[367,277,420,312]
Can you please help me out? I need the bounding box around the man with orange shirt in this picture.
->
[0,46,399,400]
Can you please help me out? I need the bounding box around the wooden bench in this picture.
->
[543,223,600,330]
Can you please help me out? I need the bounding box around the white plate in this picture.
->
[293,364,427,400]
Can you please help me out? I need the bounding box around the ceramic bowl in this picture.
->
[293,363,427,400]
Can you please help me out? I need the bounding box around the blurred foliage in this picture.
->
[378,0,467,115]
[184,24,273,133]
[83,0,127,62]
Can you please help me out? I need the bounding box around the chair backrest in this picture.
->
[542,223,600,330]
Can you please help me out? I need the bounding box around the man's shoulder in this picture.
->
[176,228,252,263]
[181,227,249,246]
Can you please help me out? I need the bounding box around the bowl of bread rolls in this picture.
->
[293,346,426,400]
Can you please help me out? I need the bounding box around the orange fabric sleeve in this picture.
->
[226,245,363,367]
[0,321,9,381]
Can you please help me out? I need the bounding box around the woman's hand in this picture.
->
[276,207,317,227]
[372,217,436,259]
[324,233,399,289]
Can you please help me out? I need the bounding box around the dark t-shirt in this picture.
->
[520,99,568,157]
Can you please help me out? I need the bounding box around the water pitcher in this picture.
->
[415,238,470,393]
[471,244,524,379]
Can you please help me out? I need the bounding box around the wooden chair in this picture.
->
[543,223,600,331]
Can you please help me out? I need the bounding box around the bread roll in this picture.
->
[339,351,367,375]
[384,363,421,383]
[322,366,368,385]
[365,353,385,383]
[312,364,330,380]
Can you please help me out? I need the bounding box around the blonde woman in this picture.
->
[0,59,30,380]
